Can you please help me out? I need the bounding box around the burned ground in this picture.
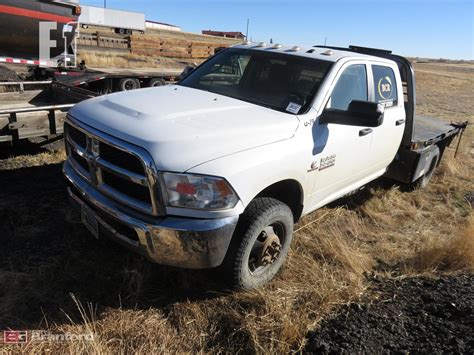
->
[306,273,474,353]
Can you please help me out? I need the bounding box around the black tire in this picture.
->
[222,197,294,290]
[148,78,165,87]
[118,78,140,91]
[117,28,126,35]
[412,146,440,189]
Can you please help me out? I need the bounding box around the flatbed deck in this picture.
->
[0,82,97,143]
[413,115,461,145]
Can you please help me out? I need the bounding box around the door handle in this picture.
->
[359,128,373,137]
[396,119,406,126]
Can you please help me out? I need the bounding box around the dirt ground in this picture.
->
[306,273,474,353]
[0,61,472,353]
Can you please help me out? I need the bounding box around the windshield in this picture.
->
[178,48,333,114]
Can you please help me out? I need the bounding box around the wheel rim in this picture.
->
[248,222,285,275]
[124,80,136,90]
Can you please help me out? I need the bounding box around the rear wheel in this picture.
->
[222,197,294,290]
[149,78,165,87]
[118,78,140,91]
[412,146,440,189]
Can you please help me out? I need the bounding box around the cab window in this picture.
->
[372,65,398,107]
[328,64,368,110]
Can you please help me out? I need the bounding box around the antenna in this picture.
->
[324,37,327,46]
[246,19,250,40]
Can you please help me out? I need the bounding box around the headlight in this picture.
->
[162,173,239,210]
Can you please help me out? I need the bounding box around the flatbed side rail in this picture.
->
[0,81,52,93]
[0,104,75,143]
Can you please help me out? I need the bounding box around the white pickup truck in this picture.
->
[63,44,467,289]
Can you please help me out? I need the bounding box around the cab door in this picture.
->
[309,63,376,209]
[368,64,406,170]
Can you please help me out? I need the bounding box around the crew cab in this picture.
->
[63,44,467,289]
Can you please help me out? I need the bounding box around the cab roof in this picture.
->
[232,43,395,64]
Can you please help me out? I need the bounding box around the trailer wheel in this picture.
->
[413,146,440,189]
[221,197,294,290]
[116,28,126,35]
[119,78,140,91]
[149,78,165,87]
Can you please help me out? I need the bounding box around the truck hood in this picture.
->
[69,85,299,172]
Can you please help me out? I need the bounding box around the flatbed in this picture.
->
[0,81,97,143]
[413,115,463,145]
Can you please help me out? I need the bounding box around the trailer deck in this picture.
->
[0,82,97,143]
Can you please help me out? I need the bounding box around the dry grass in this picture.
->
[0,62,472,353]
[77,51,195,70]
[405,216,474,273]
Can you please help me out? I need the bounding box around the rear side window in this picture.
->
[328,64,368,111]
[372,65,398,107]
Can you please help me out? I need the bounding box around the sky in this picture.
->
[80,0,473,60]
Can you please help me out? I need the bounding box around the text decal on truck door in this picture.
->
[308,154,337,172]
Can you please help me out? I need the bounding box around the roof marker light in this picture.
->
[289,46,301,52]
[256,42,267,47]
[321,49,334,56]
[272,44,283,49]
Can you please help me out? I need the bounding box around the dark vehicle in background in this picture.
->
[0,0,81,60]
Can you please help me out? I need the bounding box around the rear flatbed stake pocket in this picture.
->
[61,44,468,290]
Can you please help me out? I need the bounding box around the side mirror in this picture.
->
[320,100,384,127]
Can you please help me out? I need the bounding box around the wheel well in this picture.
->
[255,180,304,222]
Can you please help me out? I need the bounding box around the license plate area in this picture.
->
[81,205,99,239]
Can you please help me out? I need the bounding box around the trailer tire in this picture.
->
[221,197,294,290]
[149,78,165,87]
[118,78,140,91]
[413,146,440,189]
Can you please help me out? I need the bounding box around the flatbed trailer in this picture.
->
[52,67,180,94]
[0,65,183,144]
[0,81,97,143]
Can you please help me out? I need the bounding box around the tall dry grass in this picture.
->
[0,63,472,353]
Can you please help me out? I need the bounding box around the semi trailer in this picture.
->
[79,5,146,35]
[0,0,81,61]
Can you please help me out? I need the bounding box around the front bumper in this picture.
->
[63,160,239,269]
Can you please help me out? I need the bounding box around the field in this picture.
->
[0,62,472,352]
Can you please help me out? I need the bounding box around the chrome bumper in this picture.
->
[64,160,239,269]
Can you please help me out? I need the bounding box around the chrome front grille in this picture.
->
[64,117,163,216]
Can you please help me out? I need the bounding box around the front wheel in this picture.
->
[222,197,294,290]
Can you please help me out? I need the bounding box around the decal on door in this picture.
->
[307,154,336,172]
